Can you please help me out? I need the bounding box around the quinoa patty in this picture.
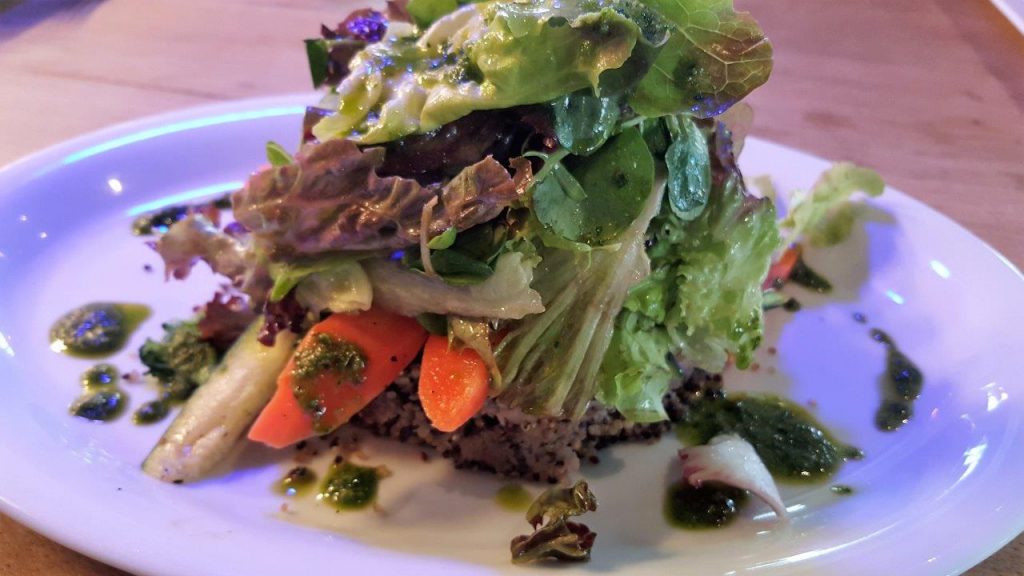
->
[352,364,721,483]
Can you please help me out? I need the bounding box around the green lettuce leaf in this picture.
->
[427,227,457,250]
[266,256,373,314]
[312,0,641,144]
[295,261,373,314]
[401,218,512,284]
[598,124,780,421]
[628,0,773,118]
[265,141,295,167]
[406,0,460,27]
[532,128,655,247]
[495,176,665,418]
[365,250,544,319]
[779,163,885,247]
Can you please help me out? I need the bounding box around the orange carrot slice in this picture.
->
[248,307,427,448]
[418,334,490,433]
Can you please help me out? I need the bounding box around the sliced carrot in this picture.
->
[763,244,802,290]
[248,307,427,448]
[418,334,490,433]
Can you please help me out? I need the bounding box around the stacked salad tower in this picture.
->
[135,0,881,563]
[149,0,777,484]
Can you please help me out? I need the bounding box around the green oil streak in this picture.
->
[496,484,533,512]
[664,482,748,529]
[789,254,832,293]
[277,466,318,497]
[319,462,381,511]
[871,329,924,432]
[680,394,861,482]
[51,303,151,358]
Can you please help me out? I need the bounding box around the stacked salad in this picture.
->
[150,0,778,468]
[137,0,883,563]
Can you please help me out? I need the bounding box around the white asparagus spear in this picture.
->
[143,321,296,483]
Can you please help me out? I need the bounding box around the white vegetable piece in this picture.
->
[143,321,296,483]
[679,434,789,520]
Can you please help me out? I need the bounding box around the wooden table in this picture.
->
[1,0,1022,574]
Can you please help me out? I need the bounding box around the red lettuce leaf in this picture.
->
[232,139,522,257]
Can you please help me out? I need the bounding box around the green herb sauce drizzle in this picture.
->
[291,333,367,433]
[680,394,861,481]
[788,254,832,293]
[70,364,127,422]
[318,462,383,510]
[51,303,150,358]
[665,482,747,529]
[870,329,924,431]
[669,393,860,529]
[496,483,533,512]
[278,466,318,497]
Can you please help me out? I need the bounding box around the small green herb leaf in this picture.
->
[416,313,449,335]
[266,141,295,167]
[532,127,654,246]
[304,38,331,88]
[551,91,621,156]
[665,116,711,220]
[427,227,457,250]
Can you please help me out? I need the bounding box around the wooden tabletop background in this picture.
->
[1,0,1023,574]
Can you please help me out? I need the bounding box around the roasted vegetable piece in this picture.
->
[142,321,296,483]
[248,307,427,448]
[419,333,490,432]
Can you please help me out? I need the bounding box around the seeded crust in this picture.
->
[351,364,721,484]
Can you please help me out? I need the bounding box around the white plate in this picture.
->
[1,95,1023,576]
[991,0,1024,35]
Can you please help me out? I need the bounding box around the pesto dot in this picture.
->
[70,390,126,422]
